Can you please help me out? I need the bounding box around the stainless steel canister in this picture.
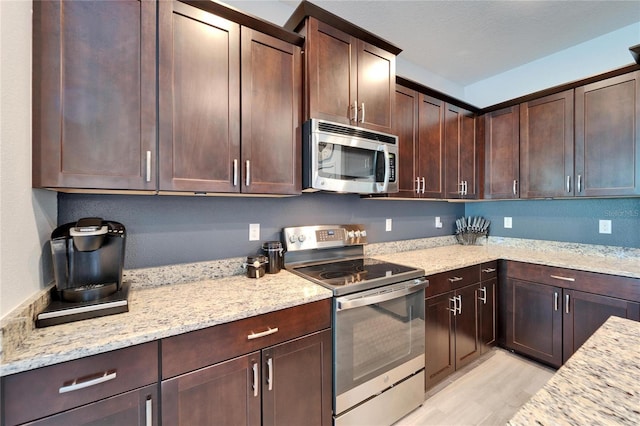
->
[262,241,283,274]
[245,255,268,278]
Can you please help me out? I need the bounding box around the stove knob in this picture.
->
[298,234,306,243]
[289,235,297,244]
[347,230,355,239]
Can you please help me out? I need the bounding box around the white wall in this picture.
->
[0,1,57,320]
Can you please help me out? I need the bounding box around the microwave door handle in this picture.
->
[336,278,428,311]
[375,144,390,193]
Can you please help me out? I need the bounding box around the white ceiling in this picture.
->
[280,0,640,86]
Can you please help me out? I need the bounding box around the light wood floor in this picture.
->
[395,349,555,426]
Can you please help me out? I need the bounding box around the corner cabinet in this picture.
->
[32,0,157,191]
[1,343,158,426]
[158,1,302,195]
[503,261,640,368]
[393,85,445,198]
[161,300,332,426]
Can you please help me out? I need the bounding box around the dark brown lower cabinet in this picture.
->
[23,385,157,426]
[504,261,640,368]
[162,329,332,426]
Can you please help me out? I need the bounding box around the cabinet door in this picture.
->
[241,28,302,195]
[418,95,446,198]
[444,104,477,199]
[425,292,455,390]
[520,90,574,198]
[506,278,563,367]
[575,71,640,196]
[562,290,640,363]
[454,284,480,370]
[305,17,357,126]
[478,277,497,354]
[262,330,332,426]
[32,0,156,191]
[393,85,419,197]
[23,385,157,426]
[158,2,240,193]
[484,106,520,199]
[356,40,396,133]
[162,352,261,426]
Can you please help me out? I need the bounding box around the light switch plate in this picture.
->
[504,217,513,229]
[599,219,612,234]
[385,218,392,232]
[249,223,260,241]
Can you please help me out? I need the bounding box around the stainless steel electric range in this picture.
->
[283,224,428,426]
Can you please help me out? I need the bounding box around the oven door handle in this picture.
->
[336,277,428,311]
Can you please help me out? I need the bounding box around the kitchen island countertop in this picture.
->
[508,315,640,425]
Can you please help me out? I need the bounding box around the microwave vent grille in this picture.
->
[317,121,396,145]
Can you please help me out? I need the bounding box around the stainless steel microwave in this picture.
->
[302,119,398,194]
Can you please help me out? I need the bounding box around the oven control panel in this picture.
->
[283,224,367,252]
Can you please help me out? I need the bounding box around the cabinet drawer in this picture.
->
[2,342,158,426]
[161,299,331,379]
[480,261,498,281]
[426,265,480,297]
[505,261,640,302]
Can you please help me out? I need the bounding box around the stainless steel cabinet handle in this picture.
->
[266,357,274,391]
[415,177,420,193]
[252,362,259,397]
[550,275,575,282]
[566,175,571,193]
[577,174,582,193]
[233,159,238,187]
[458,181,465,195]
[247,327,279,340]
[421,177,426,194]
[245,160,251,186]
[352,101,358,122]
[479,286,487,304]
[360,102,366,123]
[145,396,153,426]
[145,151,152,182]
[448,276,463,283]
[482,268,496,273]
[565,294,570,314]
[513,179,518,195]
[456,295,462,314]
[59,370,117,394]
[449,297,457,315]
[463,181,468,195]
[554,292,559,311]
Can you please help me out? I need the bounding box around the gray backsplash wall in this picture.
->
[58,193,463,269]
[58,194,639,269]
[465,198,639,248]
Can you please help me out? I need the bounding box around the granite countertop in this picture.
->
[1,237,639,378]
[508,315,640,425]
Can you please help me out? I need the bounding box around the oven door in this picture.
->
[334,277,427,415]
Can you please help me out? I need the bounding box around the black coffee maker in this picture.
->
[37,217,130,327]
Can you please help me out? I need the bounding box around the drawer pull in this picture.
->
[448,276,463,283]
[59,370,117,394]
[550,274,575,282]
[482,268,496,273]
[247,327,279,340]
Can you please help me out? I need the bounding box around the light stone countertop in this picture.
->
[508,315,640,425]
[1,237,639,377]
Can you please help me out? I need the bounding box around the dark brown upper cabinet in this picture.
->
[444,104,477,199]
[158,2,302,195]
[285,2,400,134]
[520,90,574,198]
[483,106,520,199]
[32,0,157,192]
[575,71,640,196]
[392,85,445,198]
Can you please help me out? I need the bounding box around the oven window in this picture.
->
[318,142,379,181]
[335,289,425,394]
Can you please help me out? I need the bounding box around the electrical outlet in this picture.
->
[504,217,513,229]
[385,218,392,232]
[599,219,612,234]
[249,223,260,241]
[435,216,443,228]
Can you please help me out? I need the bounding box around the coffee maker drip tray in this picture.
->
[36,282,130,328]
